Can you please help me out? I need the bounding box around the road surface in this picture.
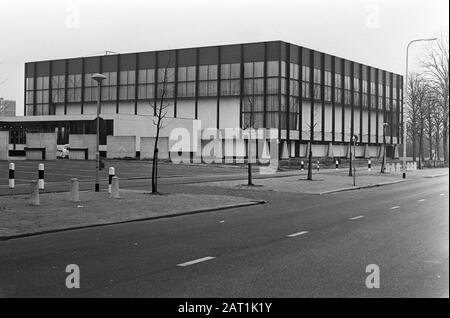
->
[0,175,448,297]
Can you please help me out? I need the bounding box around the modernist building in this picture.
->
[0,41,402,160]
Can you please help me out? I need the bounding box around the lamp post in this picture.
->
[381,122,388,173]
[403,38,437,179]
[352,134,358,186]
[92,73,107,192]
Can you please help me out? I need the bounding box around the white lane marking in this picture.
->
[390,206,400,210]
[219,220,225,223]
[177,256,216,267]
[440,193,445,196]
[286,231,309,238]
[418,199,426,202]
[349,215,365,220]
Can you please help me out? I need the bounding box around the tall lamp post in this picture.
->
[381,122,388,173]
[92,73,107,192]
[352,134,358,186]
[403,38,437,179]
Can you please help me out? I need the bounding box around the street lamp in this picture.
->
[403,37,437,179]
[352,134,358,186]
[92,73,107,192]
[381,122,388,173]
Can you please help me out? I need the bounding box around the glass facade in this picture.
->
[22,41,402,144]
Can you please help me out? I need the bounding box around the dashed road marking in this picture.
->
[418,199,426,202]
[286,231,309,238]
[349,215,365,220]
[440,193,445,196]
[390,206,400,210]
[177,256,216,267]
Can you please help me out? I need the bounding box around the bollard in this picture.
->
[335,160,339,170]
[300,161,304,171]
[108,167,115,193]
[30,180,40,206]
[368,159,372,172]
[317,160,320,171]
[110,176,120,198]
[38,163,44,190]
[70,178,80,202]
[9,163,15,188]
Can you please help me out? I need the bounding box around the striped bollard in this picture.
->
[108,167,115,193]
[9,163,15,188]
[317,160,320,171]
[300,161,304,171]
[368,159,372,172]
[335,160,339,170]
[38,163,44,190]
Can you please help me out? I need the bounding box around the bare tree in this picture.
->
[150,62,173,194]
[305,104,320,180]
[406,74,426,161]
[242,95,264,186]
[421,32,449,165]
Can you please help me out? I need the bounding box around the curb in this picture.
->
[0,200,266,241]
[319,179,406,195]
[424,173,449,178]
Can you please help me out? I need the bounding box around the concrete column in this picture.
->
[30,180,40,206]
[70,178,80,202]
[111,176,120,198]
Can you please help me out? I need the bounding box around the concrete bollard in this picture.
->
[9,163,15,188]
[335,160,339,170]
[30,180,40,206]
[38,163,45,190]
[108,167,115,193]
[300,161,304,171]
[110,176,120,198]
[70,178,80,202]
[368,159,372,172]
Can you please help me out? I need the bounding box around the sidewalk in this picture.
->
[191,167,448,195]
[0,190,264,240]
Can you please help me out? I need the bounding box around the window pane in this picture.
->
[128,71,135,84]
[43,77,49,89]
[244,63,253,78]
[127,86,135,99]
[178,67,187,82]
[138,70,147,83]
[187,66,196,81]
[208,65,217,80]
[199,65,208,81]
[26,78,34,90]
[221,64,230,79]
[230,63,240,78]
[120,71,128,85]
[254,62,264,77]
[267,61,279,76]
[267,78,278,94]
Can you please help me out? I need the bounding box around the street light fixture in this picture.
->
[92,73,107,192]
[352,134,358,186]
[403,37,437,179]
[381,122,388,173]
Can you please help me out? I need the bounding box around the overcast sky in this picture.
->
[0,0,448,115]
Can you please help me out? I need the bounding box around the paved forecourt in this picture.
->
[0,159,246,185]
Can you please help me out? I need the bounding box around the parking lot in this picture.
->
[0,159,249,195]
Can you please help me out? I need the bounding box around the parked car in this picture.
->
[57,144,69,159]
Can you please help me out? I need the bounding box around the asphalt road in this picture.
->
[0,175,448,297]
